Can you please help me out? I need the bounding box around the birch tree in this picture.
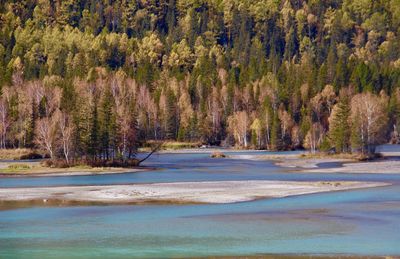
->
[228,111,249,147]
[56,110,74,164]
[304,122,324,154]
[0,99,9,149]
[350,92,388,154]
[35,115,59,159]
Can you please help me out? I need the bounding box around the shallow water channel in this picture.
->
[0,151,399,258]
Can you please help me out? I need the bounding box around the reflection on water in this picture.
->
[0,151,399,258]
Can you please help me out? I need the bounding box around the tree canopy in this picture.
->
[0,0,399,160]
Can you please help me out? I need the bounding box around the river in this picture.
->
[0,151,399,258]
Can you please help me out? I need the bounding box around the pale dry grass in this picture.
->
[0,160,147,176]
[0,148,36,160]
[141,140,202,151]
[299,152,375,161]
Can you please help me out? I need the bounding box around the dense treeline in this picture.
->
[0,0,400,162]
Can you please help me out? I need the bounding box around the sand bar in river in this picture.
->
[0,180,389,204]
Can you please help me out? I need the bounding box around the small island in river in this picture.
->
[0,180,389,205]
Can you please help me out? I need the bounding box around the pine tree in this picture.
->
[329,97,351,153]
[350,113,363,153]
[99,85,116,160]
[161,89,177,139]
[0,0,398,156]
[38,96,47,118]
[334,57,348,90]
[326,44,336,83]
[88,101,99,160]
[0,44,7,88]
[177,126,185,142]
[188,114,198,141]
[271,112,282,151]
[26,99,37,148]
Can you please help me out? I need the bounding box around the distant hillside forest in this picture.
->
[0,0,400,161]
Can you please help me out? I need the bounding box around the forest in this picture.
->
[0,0,400,163]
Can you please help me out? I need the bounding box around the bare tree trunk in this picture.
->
[138,142,164,165]
[266,125,270,150]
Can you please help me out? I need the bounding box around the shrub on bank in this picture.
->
[41,158,141,168]
[210,152,226,158]
[7,163,31,170]
[300,151,383,161]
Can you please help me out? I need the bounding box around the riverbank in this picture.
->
[0,160,150,177]
[273,156,400,174]
[240,152,400,174]
[2,147,400,176]
[156,148,269,154]
[302,159,400,174]
[0,180,389,205]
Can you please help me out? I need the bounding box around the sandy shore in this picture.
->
[270,156,400,174]
[303,159,400,174]
[242,153,400,174]
[156,148,270,154]
[21,168,148,177]
[0,167,148,177]
[274,157,353,169]
[0,180,389,204]
[0,160,150,177]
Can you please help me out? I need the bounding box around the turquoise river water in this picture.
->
[0,151,399,258]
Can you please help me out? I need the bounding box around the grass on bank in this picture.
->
[299,152,382,161]
[0,148,43,160]
[0,146,149,175]
[140,141,202,151]
[0,163,136,175]
[0,163,33,173]
[0,158,143,175]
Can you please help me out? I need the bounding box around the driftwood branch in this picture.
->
[138,142,164,165]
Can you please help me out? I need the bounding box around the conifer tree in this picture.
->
[26,99,37,148]
[329,96,351,153]
[88,101,99,160]
[271,112,282,151]
[99,85,117,160]
[0,0,398,157]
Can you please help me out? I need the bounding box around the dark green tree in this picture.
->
[329,97,351,153]
[271,112,282,151]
